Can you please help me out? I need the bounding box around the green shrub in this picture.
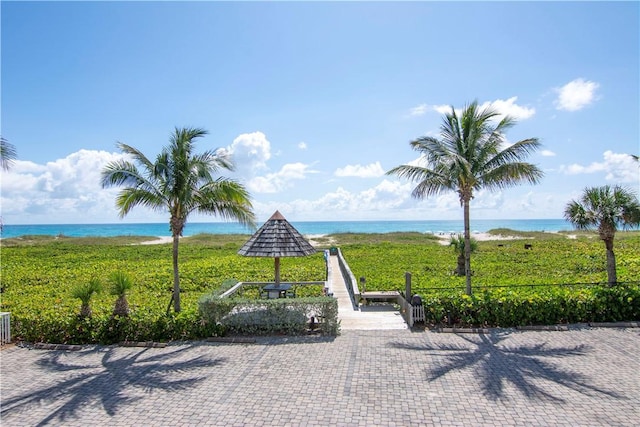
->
[11,308,225,345]
[421,284,640,327]
[198,294,339,336]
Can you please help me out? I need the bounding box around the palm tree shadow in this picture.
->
[1,344,226,426]
[391,332,623,403]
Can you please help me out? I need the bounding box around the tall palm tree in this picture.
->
[564,185,640,285]
[1,137,17,171]
[387,101,543,295]
[101,127,256,312]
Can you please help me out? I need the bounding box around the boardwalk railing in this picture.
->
[336,248,360,309]
[1,312,10,345]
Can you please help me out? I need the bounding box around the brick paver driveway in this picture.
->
[1,326,638,426]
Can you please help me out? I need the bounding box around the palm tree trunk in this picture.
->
[114,296,129,317]
[604,238,617,286]
[463,198,472,295]
[172,233,181,312]
[456,254,465,276]
[80,303,92,318]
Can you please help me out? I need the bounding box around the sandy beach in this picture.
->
[138,232,538,247]
[433,231,521,245]
[139,236,174,245]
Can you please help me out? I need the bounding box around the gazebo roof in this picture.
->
[237,210,316,258]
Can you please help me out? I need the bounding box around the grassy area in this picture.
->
[0,230,640,342]
[337,230,639,294]
[1,235,326,320]
[2,230,638,333]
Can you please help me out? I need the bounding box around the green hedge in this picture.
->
[198,295,339,336]
[12,308,224,345]
[421,284,640,327]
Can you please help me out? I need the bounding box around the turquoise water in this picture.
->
[0,219,575,239]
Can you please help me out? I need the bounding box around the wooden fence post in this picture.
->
[405,272,412,301]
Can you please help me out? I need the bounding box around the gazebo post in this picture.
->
[274,257,281,286]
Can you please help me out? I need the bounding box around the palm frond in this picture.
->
[564,185,640,232]
[192,179,256,228]
[487,138,542,167]
[410,136,451,165]
[481,162,544,191]
[109,271,133,296]
[101,160,145,188]
[386,164,430,182]
[115,188,166,217]
[116,143,156,171]
[0,137,17,171]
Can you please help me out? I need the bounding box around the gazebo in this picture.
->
[238,211,316,296]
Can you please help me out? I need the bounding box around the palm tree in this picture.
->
[71,278,102,318]
[101,127,256,312]
[109,271,133,317]
[387,101,543,295]
[564,185,640,285]
[1,137,17,171]
[449,234,478,276]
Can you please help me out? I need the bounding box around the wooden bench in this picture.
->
[360,291,401,305]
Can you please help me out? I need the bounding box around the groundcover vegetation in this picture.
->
[341,231,640,326]
[1,234,326,343]
[1,230,638,343]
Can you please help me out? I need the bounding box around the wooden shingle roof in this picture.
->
[237,210,316,258]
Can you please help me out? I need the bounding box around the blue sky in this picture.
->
[1,1,638,225]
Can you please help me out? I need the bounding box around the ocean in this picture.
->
[0,219,575,239]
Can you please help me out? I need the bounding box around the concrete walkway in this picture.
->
[2,327,639,426]
[329,254,407,330]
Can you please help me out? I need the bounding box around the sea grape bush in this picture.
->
[419,285,640,327]
[342,235,640,291]
[1,232,639,341]
[1,239,326,343]
[342,233,639,327]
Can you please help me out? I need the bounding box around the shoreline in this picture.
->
[135,230,583,246]
[7,229,638,245]
[0,219,577,240]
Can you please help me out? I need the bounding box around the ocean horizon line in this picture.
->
[1,219,577,239]
[2,218,565,226]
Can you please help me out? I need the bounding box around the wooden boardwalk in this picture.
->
[328,255,407,330]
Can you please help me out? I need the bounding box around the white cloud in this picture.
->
[0,149,154,224]
[219,132,316,194]
[424,97,535,121]
[541,150,556,157]
[248,162,316,194]
[220,131,272,174]
[554,78,600,111]
[560,150,638,183]
[409,103,429,117]
[0,145,318,224]
[478,97,535,120]
[254,177,565,222]
[262,179,416,220]
[334,161,385,178]
[432,104,451,115]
